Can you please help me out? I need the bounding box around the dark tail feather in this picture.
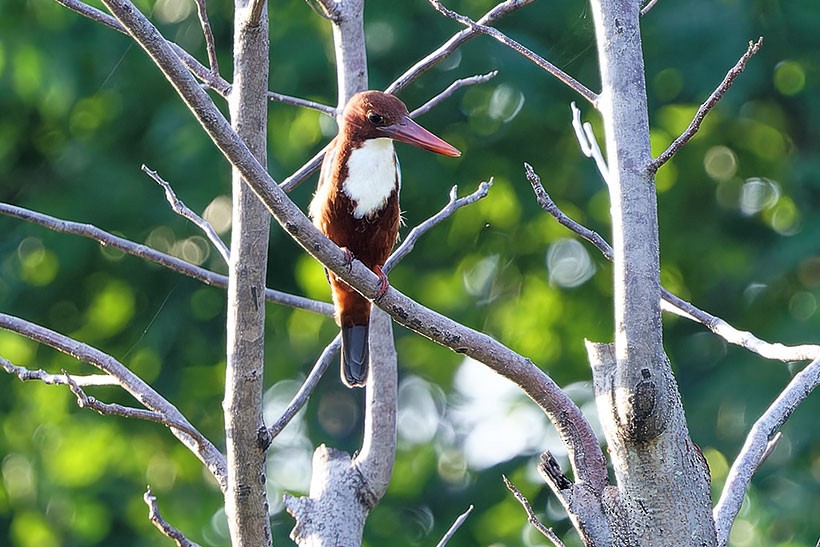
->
[341,325,369,387]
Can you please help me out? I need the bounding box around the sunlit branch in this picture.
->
[435,505,474,547]
[524,163,820,362]
[53,0,336,115]
[713,356,820,546]
[384,180,493,274]
[269,181,492,440]
[192,0,219,73]
[570,102,610,186]
[97,0,608,493]
[2,357,119,386]
[64,372,206,443]
[410,71,498,118]
[0,312,227,488]
[142,165,231,264]
[649,37,763,173]
[640,0,660,16]
[388,0,534,94]
[427,0,598,105]
[144,486,202,547]
[0,202,333,317]
[281,74,495,194]
[279,143,330,193]
[503,475,566,547]
[266,335,339,442]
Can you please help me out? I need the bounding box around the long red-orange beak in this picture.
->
[379,116,461,157]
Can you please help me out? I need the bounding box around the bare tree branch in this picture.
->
[144,486,202,547]
[2,357,119,386]
[267,335,339,442]
[0,202,333,317]
[427,0,598,105]
[570,102,610,185]
[503,475,566,547]
[640,0,660,16]
[192,0,219,73]
[270,180,491,440]
[281,74,495,193]
[63,371,207,443]
[409,71,498,118]
[384,180,493,274]
[649,37,763,173]
[435,505,474,547]
[524,163,820,363]
[142,165,231,264]
[0,313,227,488]
[96,0,608,495]
[387,0,534,94]
[713,356,820,546]
[54,0,336,115]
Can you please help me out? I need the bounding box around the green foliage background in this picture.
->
[1,0,819,545]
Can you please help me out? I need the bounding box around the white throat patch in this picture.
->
[343,138,400,218]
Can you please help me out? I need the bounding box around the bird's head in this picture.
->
[341,91,461,157]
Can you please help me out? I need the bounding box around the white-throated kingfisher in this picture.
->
[309,91,460,387]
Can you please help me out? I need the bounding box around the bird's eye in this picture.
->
[367,112,385,126]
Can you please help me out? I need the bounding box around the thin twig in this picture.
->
[2,357,119,386]
[525,163,612,261]
[267,335,339,442]
[410,71,498,118]
[63,371,207,443]
[713,356,820,545]
[269,181,492,440]
[570,102,610,185]
[54,0,336,115]
[650,37,763,173]
[281,73,495,194]
[384,180,493,274]
[267,92,337,115]
[279,143,331,193]
[0,202,333,317]
[640,0,660,16]
[142,165,231,264]
[388,0,534,94]
[427,0,597,105]
[524,163,820,363]
[435,505,474,547]
[144,486,202,547]
[503,475,566,547]
[0,312,227,488]
[192,0,219,73]
[96,0,608,493]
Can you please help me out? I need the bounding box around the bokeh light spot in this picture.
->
[704,145,737,182]
[773,60,806,96]
[546,238,595,288]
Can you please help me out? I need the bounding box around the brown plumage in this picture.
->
[309,91,460,387]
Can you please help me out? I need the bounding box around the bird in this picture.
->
[309,90,461,387]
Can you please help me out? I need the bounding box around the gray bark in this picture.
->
[587,0,716,544]
[223,1,272,545]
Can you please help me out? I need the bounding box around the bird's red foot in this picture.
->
[340,247,355,272]
[374,265,389,301]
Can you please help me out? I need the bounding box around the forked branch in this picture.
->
[427,0,598,105]
[650,37,764,173]
[144,486,201,547]
[0,312,227,488]
[713,356,820,545]
[525,163,820,363]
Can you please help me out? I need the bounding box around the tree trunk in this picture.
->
[587,0,716,544]
[223,1,272,545]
